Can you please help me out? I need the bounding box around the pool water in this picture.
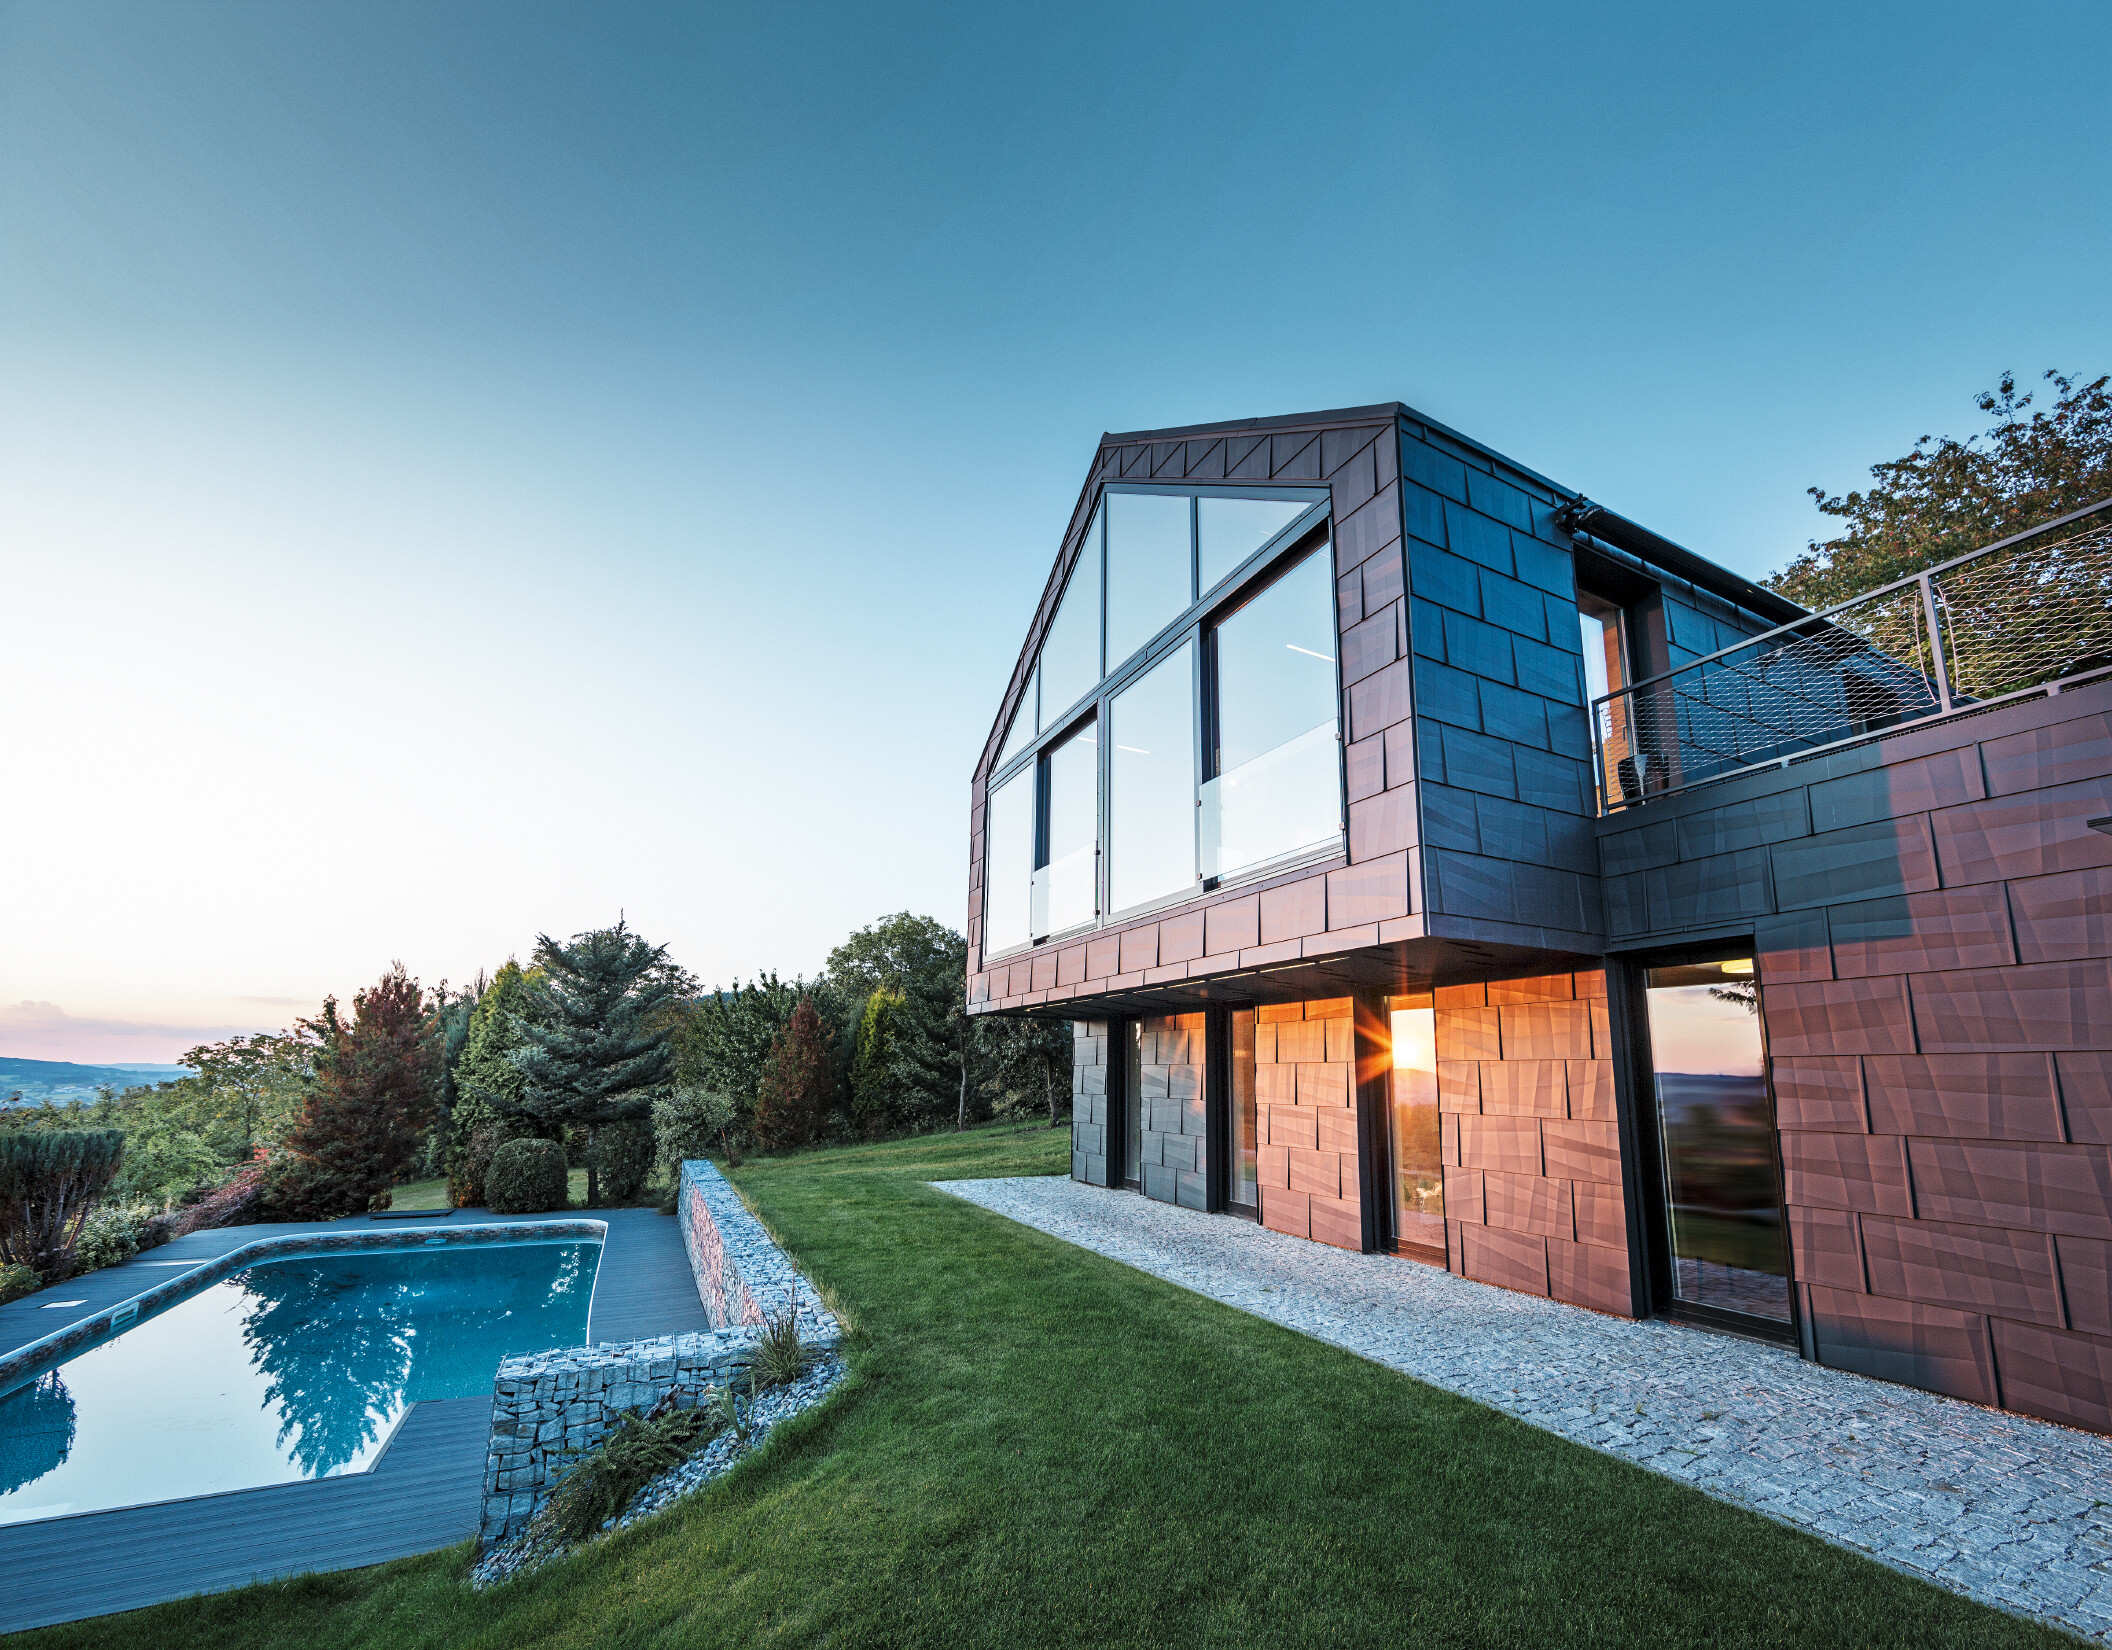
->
[0,1238,597,1525]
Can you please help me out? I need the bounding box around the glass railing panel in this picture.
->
[1199,720,1341,880]
[1030,844,1097,939]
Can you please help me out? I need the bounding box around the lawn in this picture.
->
[16,1123,2065,1649]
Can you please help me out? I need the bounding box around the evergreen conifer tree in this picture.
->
[848,987,903,1136]
[511,919,686,1205]
[446,960,537,1206]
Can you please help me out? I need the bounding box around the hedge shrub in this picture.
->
[0,1130,126,1279]
[589,1119,654,1204]
[0,1262,40,1305]
[485,1137,569,1214]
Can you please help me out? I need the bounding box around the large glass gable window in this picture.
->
[981,485,1334,964]
[1198,496,1308,594]
[983,768,1033,957]
[1202,545,1342,879]
[1108,641,1195,916]
[1032,719,1098,939]
[1105,492,1193,671]
[1038,506,1102,726]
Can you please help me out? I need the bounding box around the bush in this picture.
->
[588,1119,654,1204]
[0,1262,39,1304]
[164,1163,265,1237]
[0,1130,126,1279]
[537,1401,719,1545]
[485,1137,569,1214]
[653,1086,737,1181]
[71,1205,157,1274]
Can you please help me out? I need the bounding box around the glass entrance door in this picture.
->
[1227,1009,1259,1213]
[1387,999,1444,1260]
[1642,959,1792,1327]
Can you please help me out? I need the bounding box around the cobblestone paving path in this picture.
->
[939,1176,2112,1643]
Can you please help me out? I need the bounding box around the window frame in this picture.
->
[980,483,1335,966]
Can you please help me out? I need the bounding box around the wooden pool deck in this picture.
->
[0,1205,710,1633]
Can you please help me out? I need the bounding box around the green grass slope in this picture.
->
[15,1123,2066,1649]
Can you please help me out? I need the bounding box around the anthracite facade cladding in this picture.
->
[970,401,2112,1438]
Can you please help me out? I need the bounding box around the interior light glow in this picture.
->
[1719,959,1754,975]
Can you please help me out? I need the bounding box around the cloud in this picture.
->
[0,1000,283,1065]
[232,995,314,1008]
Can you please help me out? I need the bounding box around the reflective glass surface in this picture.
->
[1388,1003,1443,1252]
[1107,642,1195,915]
[1578,591,1627,702]
[1229,1008,1258,1210]
[1644,959,1791,1323]
[1104,491,1193,673]
[1031,720,1097,937]
[0,1241,595,1524]
[1197,496,1309,594]
[1201,546,1342,877]
[983,768,1033,957]
[1039,508,1102,724]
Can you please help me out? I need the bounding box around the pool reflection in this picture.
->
[0,1239,595,1523]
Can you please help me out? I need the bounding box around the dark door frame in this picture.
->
[1616,942,1802,1348]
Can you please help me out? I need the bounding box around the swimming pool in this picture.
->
[0,1237,598,1525]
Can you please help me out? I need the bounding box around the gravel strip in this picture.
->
[938,1174,2112,1644]
[471,1353,845,1589]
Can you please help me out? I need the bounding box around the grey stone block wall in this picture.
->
[678,1159,838,1342]
[1070,1020,1109,1185]
[477,1330,758,1547]
[477,1161,841,1548]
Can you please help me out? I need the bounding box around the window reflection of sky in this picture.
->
[1645,984,1763,1076]
[0,1240,595,1525]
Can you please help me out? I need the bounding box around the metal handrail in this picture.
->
[1590,496,2112,814]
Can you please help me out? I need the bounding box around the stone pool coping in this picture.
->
[0,1219,607,1398]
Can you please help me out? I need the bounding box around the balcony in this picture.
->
[1591,499,2112,813]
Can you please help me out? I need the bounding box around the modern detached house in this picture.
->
[966,402,2112,1437]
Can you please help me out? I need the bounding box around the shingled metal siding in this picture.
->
[1601,678,2112,1433]
[1431,969,1634,1314]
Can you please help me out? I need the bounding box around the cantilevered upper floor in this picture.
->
[965,403,1803,1019]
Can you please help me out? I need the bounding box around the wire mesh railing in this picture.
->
[1592,498,2112,813]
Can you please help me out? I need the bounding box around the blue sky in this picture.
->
[5,1,2109,1061]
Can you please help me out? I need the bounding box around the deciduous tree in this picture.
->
[1771,369,2112,608]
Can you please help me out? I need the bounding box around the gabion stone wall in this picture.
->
[478,1330,756,1547]
[678,1159,838,1342]
[478,1163,840,1550]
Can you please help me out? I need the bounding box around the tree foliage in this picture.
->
[828,913,967,1132]
[179,1031,314,1164]
[751,996,835,1152]
[974,1014,1073,1125]
[0,1130,125,1278]
[512,919,689,1203]
[264,963,439,1220]
[1771,369,2112,609]
[446,961,539,1206]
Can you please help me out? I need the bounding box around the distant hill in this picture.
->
[0,1058,194,1105]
